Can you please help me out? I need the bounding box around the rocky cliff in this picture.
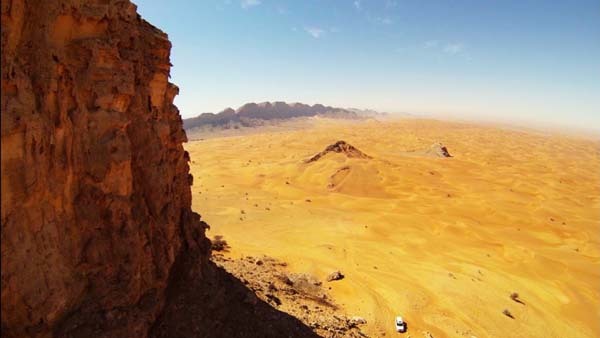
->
[0,1,334,337]
[0,1,210,336]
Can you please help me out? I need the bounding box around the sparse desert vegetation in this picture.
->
[510,292,525,305]
[503,309,515,319]
[211,235,230,252]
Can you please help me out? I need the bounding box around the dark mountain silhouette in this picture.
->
[183,102,365,130]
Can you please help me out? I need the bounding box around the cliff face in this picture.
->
[1,1,209,337]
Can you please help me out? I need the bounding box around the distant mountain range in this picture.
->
[183,102,386,130]
[346,108,388,118]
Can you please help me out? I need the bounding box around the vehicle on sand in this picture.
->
[395,316,406,333]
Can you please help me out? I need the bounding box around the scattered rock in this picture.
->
[327,271,345,282]
[266,294,282,306]
[348,316,367,326]
[279,275,294,286]
[211,255,368,337]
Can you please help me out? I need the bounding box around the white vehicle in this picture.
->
[395,316,407,333]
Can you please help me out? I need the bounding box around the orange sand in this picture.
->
[187,118,600,337]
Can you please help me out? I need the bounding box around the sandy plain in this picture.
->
[186,118,600,338]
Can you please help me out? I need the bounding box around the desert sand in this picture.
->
[186,118,600,338]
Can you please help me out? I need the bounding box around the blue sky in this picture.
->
[135,0,600,130]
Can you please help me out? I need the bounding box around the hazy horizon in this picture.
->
[135,0,600,131]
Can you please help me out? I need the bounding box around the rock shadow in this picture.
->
[150,260,321,338]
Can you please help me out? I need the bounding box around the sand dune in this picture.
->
[186,118,600,337]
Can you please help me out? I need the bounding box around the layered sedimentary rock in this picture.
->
[1,1,209,337]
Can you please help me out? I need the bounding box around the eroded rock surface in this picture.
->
[1,1,209,337]
[210,255,368,338]
[306,141,372,163]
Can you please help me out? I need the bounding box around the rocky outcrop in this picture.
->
[207,255,367,338]
[425,143,452,158]
[306,141,372,163]
[1,1,209,337]
[183,102,361,130]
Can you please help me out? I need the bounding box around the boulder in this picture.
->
[327,271,345,282]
